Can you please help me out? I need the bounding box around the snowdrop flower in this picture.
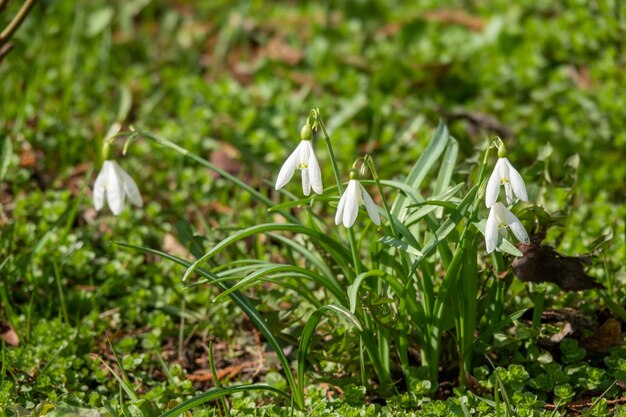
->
[485,148,528,208]
[335,170,381,228]
[93,160,142,215]
[275,123,323,196]
[485,202,530,254]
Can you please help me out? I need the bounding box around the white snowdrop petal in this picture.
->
[485,159,504,208]
[499,211,528,246]
[301,166,311,196]
[298,139,310,164]
[306,142,323,194]
[506,160,528,202]
[360,184,380,225]
[275,145,300,190]
[508,218,530,244]
[117,164,143,207]
[93,164,107,211]
[485,205,499,254]
[335,190,348,225]
[105,163,125,216]
[504,182,514,206]
[343,180,359,228]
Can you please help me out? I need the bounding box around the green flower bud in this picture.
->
[497,139,507,158]
[349,168,359,180]
[300,123,312,140]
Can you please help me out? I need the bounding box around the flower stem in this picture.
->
[365,155,399,238]
[315,112,362,276]
[316,114,344,193]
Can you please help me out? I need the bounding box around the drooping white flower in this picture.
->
[485,202,530,254]
[93,160,142,215]
[335,172,381,228]
[485,157,528,208]
[274,137,323,196]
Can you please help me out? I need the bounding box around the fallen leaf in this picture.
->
[581,318,624,353]
[466,373,490,396]
[19,147,37,168]
[264,37,303,65]
[512,235,603,291]
[422,9,485,32]
[1,321,19,346]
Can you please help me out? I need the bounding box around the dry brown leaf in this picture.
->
[19,147,37,168]
[264,37,303,65]
[512,236,603,291]
[581,318,623,353]
[187,360,257,382]
[422,9,485,32]
[1,321,19,346]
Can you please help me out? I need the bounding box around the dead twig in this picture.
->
[0,0,38,48]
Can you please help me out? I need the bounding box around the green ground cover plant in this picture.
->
[1,1,626,416]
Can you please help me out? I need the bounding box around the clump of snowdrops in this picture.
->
[94,109,535,413]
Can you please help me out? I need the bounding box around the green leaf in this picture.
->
[175,219,205,259]
[159,384,289,417]
[379,235,423,257]
[297,305,362,403]
[433,137,459,217]
[268,195,336,212]
[212,263,347,306]
[182,223,354,282]
[0,135,12,183]
[391,120,449,220]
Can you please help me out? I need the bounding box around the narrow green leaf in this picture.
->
[433,138,459,217]
[0,135,12,183]
[268,195,336,212]
[471,308,528,355]
[391,120,449,220]
[182,223,355,282]
[159,384,289,417]
[213,264,347,306]
[379,235,423,257]
[175,219,205,259]
[297,305,362,402]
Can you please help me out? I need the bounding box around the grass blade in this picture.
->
[159,384,289,417]
[182,223,355,282]
[297,305,362,402]
[391,120,449,221]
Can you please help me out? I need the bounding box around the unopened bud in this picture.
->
[496,138,507,158]
[300,123,312,140]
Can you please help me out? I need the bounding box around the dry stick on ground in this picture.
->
[0,0,38,62]
[544,395,626,414]
[191,333,265,384]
